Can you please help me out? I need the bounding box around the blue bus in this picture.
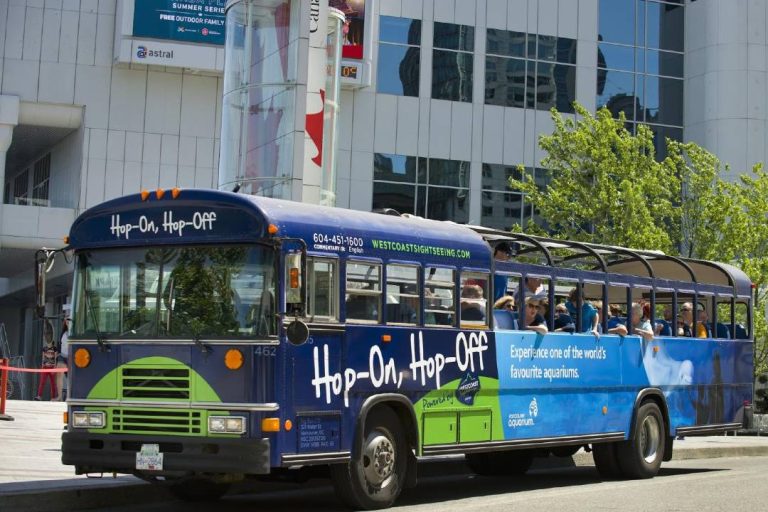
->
[56,189,753,509]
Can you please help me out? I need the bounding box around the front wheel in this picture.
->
[617,401,665,479]
[330,407,407,510]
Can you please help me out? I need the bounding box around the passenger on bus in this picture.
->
[630,303,655,341]
[654,305,673,336]
[565,288,599,335]
[460,284,486,322]
[695,304,710,338]
[514,277,545,305]
[492,242,512,301]
[493,295,515,311]
[678,303,694,336]
[553,303,575,332]
[605,304,628,335]
[524,296,548,335]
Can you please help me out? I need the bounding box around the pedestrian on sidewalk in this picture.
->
[54,311,70,401]
[35,320,57,401]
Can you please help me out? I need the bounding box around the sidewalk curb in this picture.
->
[2,445,767,511]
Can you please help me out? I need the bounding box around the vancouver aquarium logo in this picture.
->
[456,373,481,406]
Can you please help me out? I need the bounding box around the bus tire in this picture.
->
[617,401,665,479]
[166,478,230,502]
[330,406,406,510]
[466,450,533,476]
[591,442,623,479]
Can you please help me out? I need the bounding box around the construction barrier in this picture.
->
[0,362,67,421]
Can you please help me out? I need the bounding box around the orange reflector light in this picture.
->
[63,412,68,425]
[268,224,279,235]
[155,188,165,199]
[171,187,181,199]
[63,236,70,245]
[140,190,150,201]
[224,349,244,370]
[290,268,299,288]
[74,348,91,368]
[381,335,392,343]
[262,418,281,432]
[284,419,293,431]
[602,406,608,415]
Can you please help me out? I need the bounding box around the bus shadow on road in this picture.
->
[393,464,726,507]
[146,464,727,512]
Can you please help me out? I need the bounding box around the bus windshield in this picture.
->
[72,245,276,339]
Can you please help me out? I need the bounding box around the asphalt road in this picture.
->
[82,456,768,512]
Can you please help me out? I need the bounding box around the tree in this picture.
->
[510,104,678,252]
[665,140,740,261]
[512,103,768,377]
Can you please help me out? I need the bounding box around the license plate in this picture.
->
[136,443,164,471]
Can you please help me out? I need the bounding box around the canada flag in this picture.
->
[305,90,325,167]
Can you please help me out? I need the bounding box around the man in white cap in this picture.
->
[54,304,71,401]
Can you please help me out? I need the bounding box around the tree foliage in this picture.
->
[510,104,679,252]
[510,103,768,377]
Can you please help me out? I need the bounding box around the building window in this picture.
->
[32,153,51,207]
[432,22,474,102]
[597,0,684,159]
[377,16,421,96]
[373,153,469,223]
[485,30,576,112]
[481,164,523,230]
[13,169,29,205]
[480,164,552,231]
[5,153,52,206]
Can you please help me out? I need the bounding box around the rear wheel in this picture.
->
[617,401,665,479]
[466,450,533,476]
[330,407,407,510]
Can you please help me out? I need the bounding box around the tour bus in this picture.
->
[53,189,753,509]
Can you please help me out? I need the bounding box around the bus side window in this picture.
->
[386,264,420,325]
[345,261,381,322]
[605,284,629,336]
[307,258,338,322]
[734,301,750,339]
[425,267,455,327]
[715,297,733,339]
[460,272,489,327]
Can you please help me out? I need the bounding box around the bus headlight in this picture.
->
[72,411,106,428]
[208,416,246,434]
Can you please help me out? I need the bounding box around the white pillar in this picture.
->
[0,95,20,203]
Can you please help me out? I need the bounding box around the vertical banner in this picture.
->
[133,0,227,45]
[304,0,330,203]
[330,0,366,59]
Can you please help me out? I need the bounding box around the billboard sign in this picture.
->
[329,0,366,59]
[133,0,226,46]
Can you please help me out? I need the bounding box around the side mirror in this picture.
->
[286,319,309,345]
[35,250,56,318]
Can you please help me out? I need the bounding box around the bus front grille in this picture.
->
[112,408,202,435]
[121,368,190,400]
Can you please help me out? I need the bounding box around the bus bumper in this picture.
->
[61,431,270,475]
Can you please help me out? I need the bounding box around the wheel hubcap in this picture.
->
[640,415,660,464]
[361,432,395,487]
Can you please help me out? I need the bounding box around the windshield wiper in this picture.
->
[193,333,209,354]
[82,271,109,351]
